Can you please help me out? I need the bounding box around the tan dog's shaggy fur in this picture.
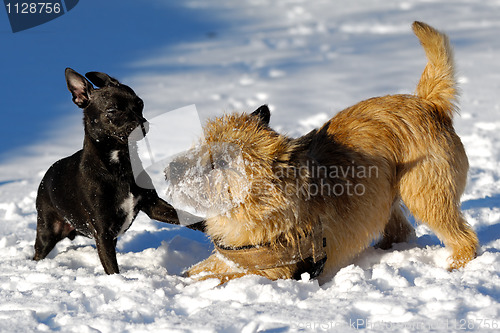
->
[170,22,478,284]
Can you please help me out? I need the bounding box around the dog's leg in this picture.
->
[187,254,298,284]
[197,272,249,285]
[141,196,178,223]
[142,193,206,232]
[34,211,75,261]
[376,200,415,250]
[94,235,119,274]
[147,198,206,231]
[445,215,478,270]
[187,254,228,277]
[189,256,261,284]
[33,216,63,261]
[400,152,478,270]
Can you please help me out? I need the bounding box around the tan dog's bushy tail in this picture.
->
[413,21,457,117]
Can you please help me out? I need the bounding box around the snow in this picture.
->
[1,0,500,332]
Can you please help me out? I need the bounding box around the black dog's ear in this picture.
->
[250,104,271,125]
[85,71,120,88]
[65,68,93,108]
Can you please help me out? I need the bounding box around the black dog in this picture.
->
[34,68,204,274]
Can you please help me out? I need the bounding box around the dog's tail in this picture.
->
[413,21,457,117]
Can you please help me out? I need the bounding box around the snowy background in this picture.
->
[1,0,500,332]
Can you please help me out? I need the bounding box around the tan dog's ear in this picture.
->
[250,104,271,125]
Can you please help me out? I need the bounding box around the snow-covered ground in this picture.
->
[1,0,500,331]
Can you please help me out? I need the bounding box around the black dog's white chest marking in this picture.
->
[110,150,120,164]
[109,151,140,235]
[119,193,140,236]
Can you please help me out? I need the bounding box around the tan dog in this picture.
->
[165,21,478,284]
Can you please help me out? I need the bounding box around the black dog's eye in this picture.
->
[106,108,119,116]
[105,108,120,122]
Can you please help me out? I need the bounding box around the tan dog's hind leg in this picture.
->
[377,201,415,250]
[399,151,478,270]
